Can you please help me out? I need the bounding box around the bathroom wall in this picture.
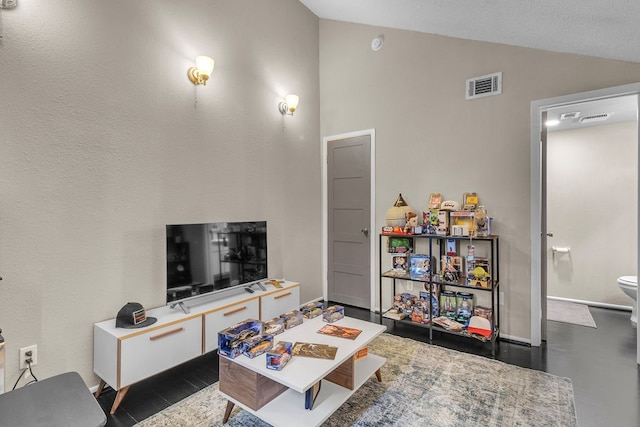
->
[547,121,638,306]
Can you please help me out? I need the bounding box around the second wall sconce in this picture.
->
[187,56,215,86]
[278,94,299,116]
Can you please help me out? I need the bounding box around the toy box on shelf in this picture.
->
[386,236,413,253]
[266,341,293,371]
[218,319,263,359]
[409,254,433,281]
[440,255,463,283]
[466,256,491,288]
[440,290,457,319]
[455,292,474,326]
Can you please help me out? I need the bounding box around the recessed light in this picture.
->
[545,120,560,127]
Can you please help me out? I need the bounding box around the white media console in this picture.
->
[93,280,300,414]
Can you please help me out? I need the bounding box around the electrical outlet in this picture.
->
[406,282,413,291]
[19,345,37,369]
[499,292,504,305]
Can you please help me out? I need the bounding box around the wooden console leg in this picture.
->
[110,386,130,414]
[94,380,106,398]
[375,368,382,382]
[223,400,235,424]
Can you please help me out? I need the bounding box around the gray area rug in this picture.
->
[135,333,577,427]
[547,299,597,328]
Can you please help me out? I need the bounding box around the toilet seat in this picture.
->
[617,276,637,287]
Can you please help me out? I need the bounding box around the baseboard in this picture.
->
[499,334,531,346]
[548,295,632,312]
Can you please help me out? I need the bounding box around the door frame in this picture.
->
[530,83,640,364]
[322,129,376,310]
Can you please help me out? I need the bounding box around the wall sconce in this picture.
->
[278,94,300,116]
[187,56,215,86]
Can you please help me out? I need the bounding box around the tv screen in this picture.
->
[166,221,267,305]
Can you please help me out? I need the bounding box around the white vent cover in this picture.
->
[466,72,502,100]
[579,113,611,124]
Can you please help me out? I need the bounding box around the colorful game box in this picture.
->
[440,290,457,319]
[242,334,274,359]
[322,305,344,323]
[409,254,432,281]
[218,319,263,359]
[266,341,293,371]
[422,210,439,235]
[455,292,474,326]
[280,310,304,329]
[466,256,491,288]
[441,255,463,283]
[387,237,413,253]
[301,301,323,319]
[263,317,285,335]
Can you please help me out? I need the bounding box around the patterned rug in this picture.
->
[135,334,577,427]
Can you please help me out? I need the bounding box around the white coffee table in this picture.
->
[218,315,386,426]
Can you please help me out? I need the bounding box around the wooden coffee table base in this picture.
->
[219,354,384,425]
[218,316,387,427]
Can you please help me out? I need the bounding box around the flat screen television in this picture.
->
[166,221,267,311]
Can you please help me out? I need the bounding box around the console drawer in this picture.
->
[119,316,202,388]
[204,298,260,353]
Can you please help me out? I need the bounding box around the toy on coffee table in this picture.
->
[280,310,303,329]
[242,334,274,359]
[301,301,324,319]
[218,319,263,359]
[322,305,344,323]
[266,341,293,371]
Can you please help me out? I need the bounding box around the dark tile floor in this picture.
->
[97,304,639,427]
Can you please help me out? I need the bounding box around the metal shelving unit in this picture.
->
[378,232,500,356]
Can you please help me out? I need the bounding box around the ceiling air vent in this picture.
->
[579,113,611,124]
[466,72,502,100]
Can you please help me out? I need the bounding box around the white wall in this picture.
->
[0,0,321,387]
[547,121,637,306]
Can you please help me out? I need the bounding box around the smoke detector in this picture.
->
[371,35,384,51]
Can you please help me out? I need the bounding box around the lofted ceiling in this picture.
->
[300,0,640,131]
[299,0,640,63]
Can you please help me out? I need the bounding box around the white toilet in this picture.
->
[617,276,637,327]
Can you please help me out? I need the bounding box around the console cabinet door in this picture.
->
[260,286,301,321]
[119,316,202,388]
[204,298,260,353]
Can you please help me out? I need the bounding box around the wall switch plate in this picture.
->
[406,282,413,291]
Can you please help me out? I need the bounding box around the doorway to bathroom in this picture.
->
[531,83,640,365]
[545,97,638,311]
